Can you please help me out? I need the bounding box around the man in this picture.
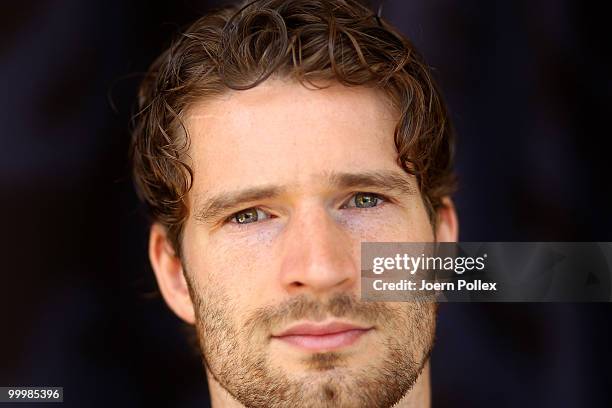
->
[131,0,458,407]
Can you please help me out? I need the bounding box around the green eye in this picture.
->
[233,208,259,224]
[230,208,269,225]
[349,192,383,208]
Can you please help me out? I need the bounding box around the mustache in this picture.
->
[246,293,398,333]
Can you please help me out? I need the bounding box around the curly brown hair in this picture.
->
[131,0,456,253]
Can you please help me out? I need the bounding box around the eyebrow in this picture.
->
[193,170,416,225]
[194,185,285,225]
[327,170,416,197]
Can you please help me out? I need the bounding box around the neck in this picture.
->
[206,361,431,408]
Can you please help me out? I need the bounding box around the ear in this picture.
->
[435,197,459,242]
[149,223,195,324]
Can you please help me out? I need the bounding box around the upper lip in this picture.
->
[272,321,372,337]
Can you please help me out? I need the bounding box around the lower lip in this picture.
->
[273,329,371,351]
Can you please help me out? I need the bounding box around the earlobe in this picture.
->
[435,197,459,243]
[149,224,196,324]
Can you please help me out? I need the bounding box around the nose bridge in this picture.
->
[279,204,358,294]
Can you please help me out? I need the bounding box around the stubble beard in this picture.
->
[186,279,436,408]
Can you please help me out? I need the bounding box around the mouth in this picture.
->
[271,321,373,352]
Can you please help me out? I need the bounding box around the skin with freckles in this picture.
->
[148,79,458,408]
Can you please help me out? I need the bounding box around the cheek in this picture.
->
[187,225,280,312]
[208,224,279,275]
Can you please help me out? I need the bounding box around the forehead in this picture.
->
[183,80,401,197]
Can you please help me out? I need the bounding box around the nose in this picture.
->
[278,205,359,296]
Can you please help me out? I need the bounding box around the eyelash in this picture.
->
[225,192,387,227]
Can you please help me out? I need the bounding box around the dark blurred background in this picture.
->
[1,1,611,407]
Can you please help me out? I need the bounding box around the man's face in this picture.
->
[155,80,454,408]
